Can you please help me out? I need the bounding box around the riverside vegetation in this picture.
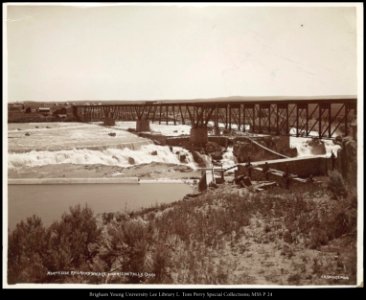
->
[8,170,357,285]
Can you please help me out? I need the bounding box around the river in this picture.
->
[8,183,193,231]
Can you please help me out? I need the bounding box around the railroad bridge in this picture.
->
[72,96,357,145]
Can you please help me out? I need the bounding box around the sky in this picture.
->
[6,5,358,102]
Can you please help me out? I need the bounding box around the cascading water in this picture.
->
[8,144,198,170]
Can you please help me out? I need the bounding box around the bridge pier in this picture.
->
[214,125,220,135]
[136,119,150,132]
[190,126,208,147]
[104,111,115,126]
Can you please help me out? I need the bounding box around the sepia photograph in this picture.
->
[3,3,363,288]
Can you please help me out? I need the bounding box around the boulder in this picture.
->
[179,154,187,163]
[128,157,135,165]
[242,176,252,186]
[235,174,252,187]
[336,137,357,187]
[233,141,252,163]
[211,151,223,160]
[205,141,223,154]
[308,138,326,155]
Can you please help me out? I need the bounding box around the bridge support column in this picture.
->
[136,119,150,132]
[214,125,220,136]
[104,110,115,126]
[214,106,220,135]
[190,126,208,147]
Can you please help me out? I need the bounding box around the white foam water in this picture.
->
[289,128,341,157]
[221,147,237,170]
[112,121,192,136]
[8,144,198,170]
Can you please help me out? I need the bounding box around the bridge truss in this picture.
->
[72,98,356,139]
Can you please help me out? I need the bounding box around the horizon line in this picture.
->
[8,94,358,103]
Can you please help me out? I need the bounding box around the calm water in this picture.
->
[8,183,192,230]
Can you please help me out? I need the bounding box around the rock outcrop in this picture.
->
[233,140,279,163]
[205,142,224,161]
[335,137,357,187]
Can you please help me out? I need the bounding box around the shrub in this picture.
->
[312,258,321,275]
[107,218,148,283]
[288,273,301,285]
[44,205,101,273]
[328,170,347,199]
[151,243,172,283]
[9,206,101,284]
[102,212,114,224]
[8,215,47,283]
[283,231,293,244]
[308,229,328,249]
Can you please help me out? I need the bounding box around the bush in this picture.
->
[8,205,102,284]
[106,218,148,283]
[8,215,47,283]
[328,170,347,199]
[151,243,172,283]
[288,273,301,285]
[44,205,101,272]
[102,212,114,224]
[308,229,328,249]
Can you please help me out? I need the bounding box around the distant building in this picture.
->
[8,103,24,112]
[38,107,51,114]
